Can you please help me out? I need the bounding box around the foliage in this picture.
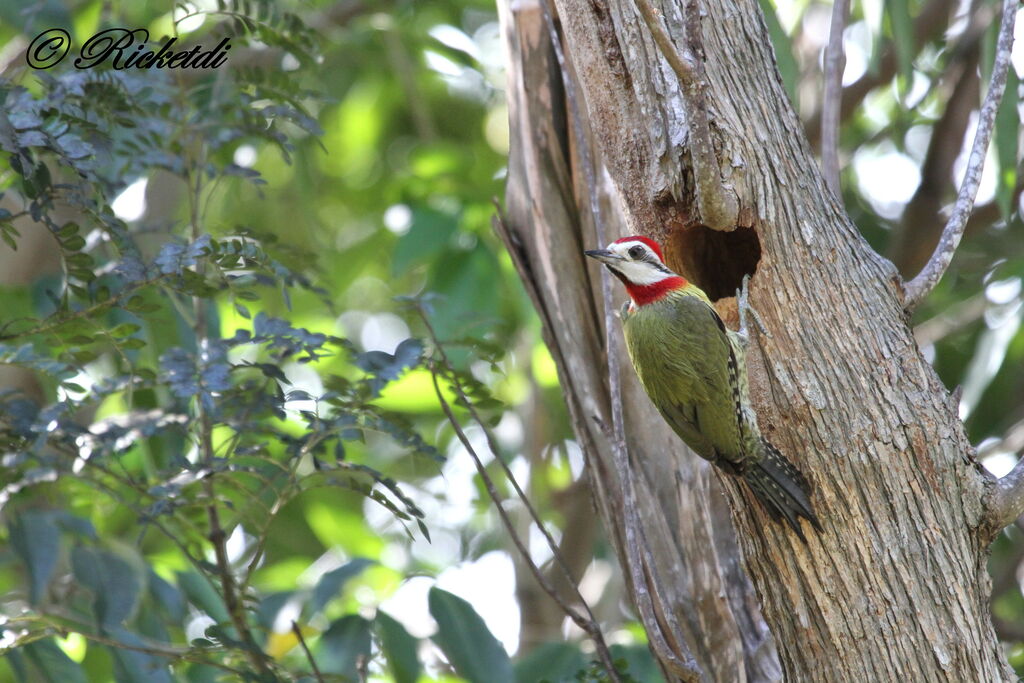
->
[0,10,441,680]
[0,0,643,681]
[0,0,1019,681]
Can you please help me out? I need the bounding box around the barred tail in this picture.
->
[743,438,822,542]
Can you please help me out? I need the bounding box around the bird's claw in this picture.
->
[736,274,771,347]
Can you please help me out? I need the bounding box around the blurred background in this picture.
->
[0,0,1021,681]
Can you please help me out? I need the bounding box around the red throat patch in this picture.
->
[610,270,688,307]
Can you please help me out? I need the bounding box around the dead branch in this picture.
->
[544,1,703,678]
[902,0,1017,310]
[820,0,849,197]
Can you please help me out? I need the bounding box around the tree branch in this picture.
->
[543,2,702,679]
[982,418,1024,531]
[418,293,620,679]
[427,366,622,682]
[902,0,1017,310]
[15,612,250,677]
[632,0,739,231]
[820,0,849,197]
[986,462,1024,536]
[186,155,273,679]
[291,620,326,683]
[804,0,956,146]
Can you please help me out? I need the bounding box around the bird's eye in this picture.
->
[627,245,645,259]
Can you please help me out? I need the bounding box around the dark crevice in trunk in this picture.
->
[666,224,762,301]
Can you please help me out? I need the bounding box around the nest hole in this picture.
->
[666,225,762,301]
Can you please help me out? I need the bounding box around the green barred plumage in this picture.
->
[586,237,820,540]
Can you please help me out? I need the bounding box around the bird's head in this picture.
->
[585,236,688,306]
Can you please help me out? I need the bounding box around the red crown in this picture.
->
[612,235,663,261]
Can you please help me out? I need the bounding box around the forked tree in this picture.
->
[496,0,1019,680]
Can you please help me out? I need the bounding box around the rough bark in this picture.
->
[498,0,1012,681]
[499,2,779,680]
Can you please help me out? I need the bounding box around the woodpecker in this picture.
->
[585,236,821,540]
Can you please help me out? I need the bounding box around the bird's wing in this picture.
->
[661,294,746,462]
[657,400,718,461]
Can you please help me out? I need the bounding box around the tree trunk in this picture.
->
[497,0,1013,681]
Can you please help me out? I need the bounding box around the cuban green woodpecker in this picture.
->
[585,236,820,540]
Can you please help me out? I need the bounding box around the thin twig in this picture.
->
[291,621,326,683]
[185,157,274,679]
[903,0,1017,310]
[541,2,702,679]
[0,274,168,342]
[419,307,615,665]
[804,0,959,146]
[632,0,738,231]
[20,613,250,677]
[821,0,849,197]
[428,368,621,681]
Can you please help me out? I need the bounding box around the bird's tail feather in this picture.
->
[743,438,821,541]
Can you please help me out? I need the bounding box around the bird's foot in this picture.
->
[736,274,770,347]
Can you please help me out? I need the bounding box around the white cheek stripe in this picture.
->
[612,259,674,285]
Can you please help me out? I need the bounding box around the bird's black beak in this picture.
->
[584,249,621,264]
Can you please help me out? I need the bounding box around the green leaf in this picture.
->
[514,642,585,683]
[57,222,80,239]
[71,545,142,630]
[110,323,142,338]
[1,227,17,250]
[356,338,424,396]
[61,234,86,251]
[424,243,504,349]
[23,640,87,683]
[375,611,420,683]
[309,558,374,616]
[315,614,372,678]
[148,570,186,622]
[428,587,513,683]
[757,0,800,109]
[176,571,230,624]
[107,628,172,683]
[994,67,1019,219]
[53,512,97,539]
[8,510,60,605]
